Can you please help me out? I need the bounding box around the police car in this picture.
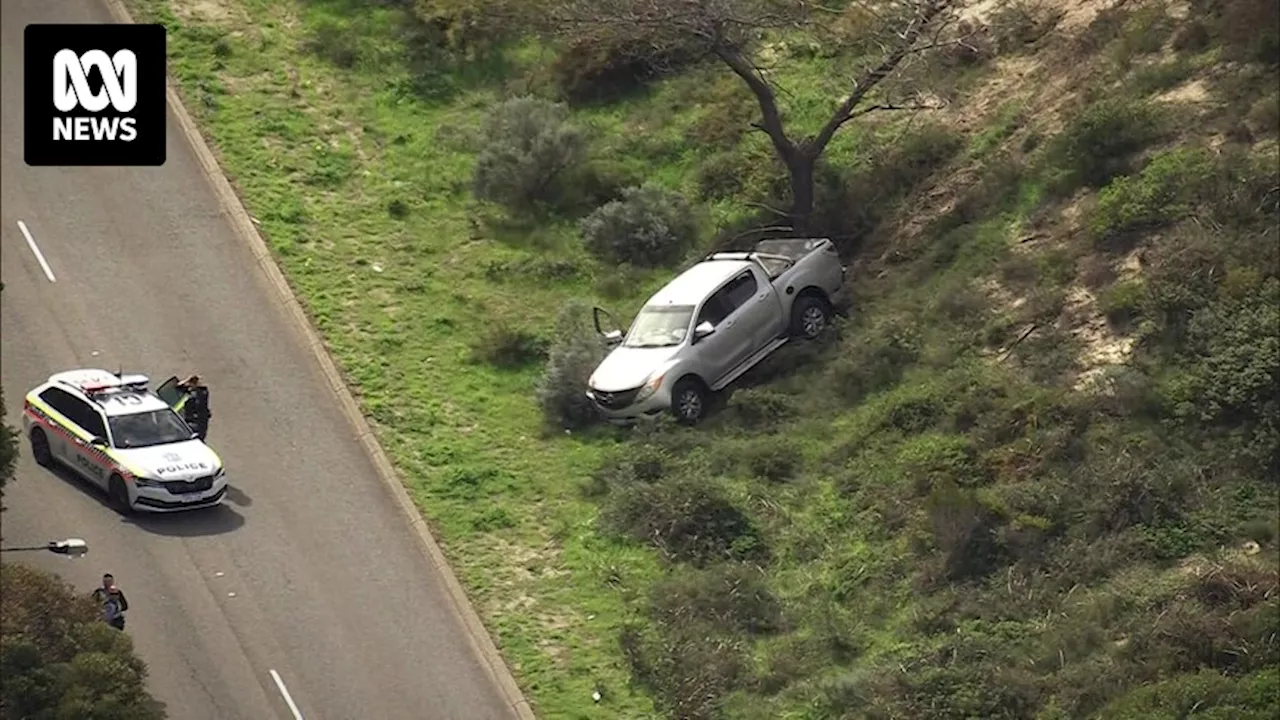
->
[22,369,227,514]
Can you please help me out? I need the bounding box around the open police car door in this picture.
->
[155,376,191,413]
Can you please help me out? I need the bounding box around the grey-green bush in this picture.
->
[472,96,587,214]
[536,299,605,429]
[580,184,697,267]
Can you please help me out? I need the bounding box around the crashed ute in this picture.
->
[23,369,227,513]
[587,237,848,425]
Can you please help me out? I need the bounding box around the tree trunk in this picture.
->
[785,150,816,234]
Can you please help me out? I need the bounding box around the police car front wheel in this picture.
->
[30,429,53,467]
[108,475,134,515]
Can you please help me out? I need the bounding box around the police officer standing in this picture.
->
[91,573,129,630]
[178,374,212,441]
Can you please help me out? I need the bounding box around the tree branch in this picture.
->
[744,201,801,219]
[716,46,797,160]
[843,97,947,122]
[808,0,954,157]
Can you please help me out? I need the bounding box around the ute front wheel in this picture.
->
[671,379,709,426]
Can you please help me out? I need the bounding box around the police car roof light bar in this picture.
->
[79,373,151,395]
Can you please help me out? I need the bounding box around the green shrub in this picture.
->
[897,433,989,494]
[1097,279,1146,327]
[472,96,587,214]
[1099,668,1280,720]
[923,480,1007,581]
[1165,279,1280,473]
[304,19,360,69]
[649,563,787,635]
[619,622,745,720]
[695,152,749,201]
[551,33,702,104]
[1128,57,1195,96]
[1109,2,1175,69]
[724,388,798,430]
[841,125,964,239]
[1090,147,1216,246]
[469,322,548,368]
[1075,440,1201,537]
[1046,98,1163,192]
[409,0,526,56]
[1247,92,1280,136]
[741,437,803,483]
[602,475,767,565]
[593,441,676,490]
[535,299,605,429]
[827,315,923,402]
[1189,0,1280,65]
[988,0,1064,55]
[580,184,697,267]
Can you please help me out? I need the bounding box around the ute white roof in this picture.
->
[645,259,753,307]
[45,369,170,416]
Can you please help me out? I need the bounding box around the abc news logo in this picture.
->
[53,49,139,142]
[25,24,167,167]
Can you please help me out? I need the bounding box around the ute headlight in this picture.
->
[635,372,666,403]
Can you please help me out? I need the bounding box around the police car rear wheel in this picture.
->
[109,475,134,515]
[30,429,53,467]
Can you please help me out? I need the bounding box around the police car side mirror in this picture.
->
[90,436,108,448]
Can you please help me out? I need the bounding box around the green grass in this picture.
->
[126,0,663,715]
[123,1,1280,718]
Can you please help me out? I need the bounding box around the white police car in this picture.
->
[22,369,227,513]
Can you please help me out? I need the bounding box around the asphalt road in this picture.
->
[0,2,518,719]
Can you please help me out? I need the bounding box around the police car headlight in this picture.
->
[134,477,162,488]
[214,466,226,479]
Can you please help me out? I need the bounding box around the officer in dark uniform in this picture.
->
[178,374,212,441]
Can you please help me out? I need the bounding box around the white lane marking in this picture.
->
[269,669,305,720]
[16,221,56,283]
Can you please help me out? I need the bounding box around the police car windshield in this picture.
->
[109,409,193,449]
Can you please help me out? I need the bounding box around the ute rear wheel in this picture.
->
[30,428,53,467]
[790,295,832,340]
[671,378,709,426]
[109,474,134,516]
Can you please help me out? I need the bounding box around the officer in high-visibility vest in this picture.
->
[176,374,211,441]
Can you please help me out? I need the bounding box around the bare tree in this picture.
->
[547,0,963,232]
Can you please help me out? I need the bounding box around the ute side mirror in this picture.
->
[593,307,624,346]
[692,321,716,342]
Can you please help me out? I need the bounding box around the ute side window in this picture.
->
[697,292,731,327]
[721,271,758,312]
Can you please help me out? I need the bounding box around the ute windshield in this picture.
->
[109,409,194,449]
[623,305,694,348]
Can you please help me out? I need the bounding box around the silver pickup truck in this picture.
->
[587,237,848,424]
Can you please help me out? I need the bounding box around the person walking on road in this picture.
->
[91,573,129,630]
[178,374,212,441]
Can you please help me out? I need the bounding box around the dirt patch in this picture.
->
[1156,78,1210,105]
[1066,284,1136,389]
[172,0,243,26]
